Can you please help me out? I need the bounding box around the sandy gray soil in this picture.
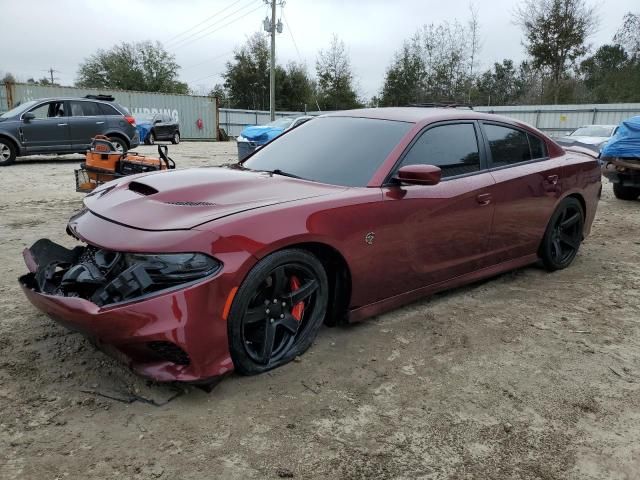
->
[1,142,639,480]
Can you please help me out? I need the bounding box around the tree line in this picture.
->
[2,0,638,109]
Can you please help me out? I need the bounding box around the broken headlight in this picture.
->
[124,253,221,283]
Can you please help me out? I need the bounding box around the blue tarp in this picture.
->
[136,122,152,143]
[601,116,640,158]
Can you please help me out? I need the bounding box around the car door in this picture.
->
[480,122,564,263]
[374,121,496,298]
[21,101,71,153]
[68,101,106,150]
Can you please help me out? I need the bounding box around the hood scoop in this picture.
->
[164,201,216,206]
[129,181,158,196]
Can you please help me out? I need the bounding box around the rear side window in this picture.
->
[98,103,122,116]
[484,124,534,167]
[528,134,546,159]
[399,123,480,178]
[70,101,101,117]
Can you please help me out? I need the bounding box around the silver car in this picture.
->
[555,124,618,153]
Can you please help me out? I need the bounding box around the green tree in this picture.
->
[514,0,598,104]
[474,59,523,106]
[76,41,188,94]
[380,40,426,106]
[315,35,362,110]
[276,62,315,111]
[223,33,270,109]
[580,44,640,102]
[209,83,230,107]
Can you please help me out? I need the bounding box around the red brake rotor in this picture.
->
[290,275,304,321]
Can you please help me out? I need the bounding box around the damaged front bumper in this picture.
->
[601,157,640,187]
[19,239,234,382]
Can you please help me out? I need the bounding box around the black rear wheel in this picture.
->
[0,139,17,166]
[613,183,640,201]
[171,132,180,145]
[539,197,584,271]
[228,249,328,375]
[108,136,128,154]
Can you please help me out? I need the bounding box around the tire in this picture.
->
[108,136,128,154]
[0,138,17,166]
[228,249,329,375]
[171,131,180,145]
[613,183,640,201]
[539,197,585,271]
[147,131,155,145]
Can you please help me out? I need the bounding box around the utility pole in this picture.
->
[264,0,283,120]
[49,67,55,84]
[269,0,276,120]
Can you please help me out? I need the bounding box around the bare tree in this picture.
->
[614,12,640,58]
[514,0,599,103]
[467,2,482,102]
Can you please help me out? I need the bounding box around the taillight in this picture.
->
[124,115,136,127]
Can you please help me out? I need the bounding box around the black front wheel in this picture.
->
[539,197,584,271]
[0,139,17,166]
[171,132,180,145]
[228,249,328,375]
[613,183,640,201]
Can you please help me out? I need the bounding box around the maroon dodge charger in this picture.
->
[20,108,601,382]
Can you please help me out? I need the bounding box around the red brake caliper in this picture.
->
[290,275,305,321]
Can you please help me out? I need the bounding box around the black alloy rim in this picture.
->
[241,263,319,365]
[550,204,582,263]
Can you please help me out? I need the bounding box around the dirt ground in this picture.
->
[1,141,639,480]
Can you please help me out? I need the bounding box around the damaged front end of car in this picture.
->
[20,238,222,307]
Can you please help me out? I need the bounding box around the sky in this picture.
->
[0,0,636,99]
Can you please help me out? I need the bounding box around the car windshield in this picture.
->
[571,126,615,137]
[267,117,295,129]
[242,116,412,187]
[0,100,38,119]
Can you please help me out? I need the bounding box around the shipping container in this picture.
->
[1,83,218,140]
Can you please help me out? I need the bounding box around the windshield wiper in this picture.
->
[269,169,306,180]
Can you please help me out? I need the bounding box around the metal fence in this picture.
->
[218,108,322,137]
[1,83,218,140]
[474,103,640,137]
[220,103,640,138]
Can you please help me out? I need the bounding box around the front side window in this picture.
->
[398,123,480,178]
[28,101,65,119]
[243,116,412,187]
[484,124,532,168]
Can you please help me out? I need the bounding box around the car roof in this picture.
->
[27,97,118,104]
[323,107,519,124]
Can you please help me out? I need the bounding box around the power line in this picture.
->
[181,50,235,71]
[165,0,245,45]
[282,8,302,62]
[168,0,261,49]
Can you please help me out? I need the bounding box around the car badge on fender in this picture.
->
[365,232,375,245]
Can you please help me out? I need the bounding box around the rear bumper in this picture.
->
[602,159,640,187]
[237,140,258,160]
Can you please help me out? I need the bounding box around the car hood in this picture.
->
[83,167,346,231]
[557,135,608,146]
[239,125,285,142]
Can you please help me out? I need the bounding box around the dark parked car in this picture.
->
[20,108,600,383]
[134,113,180,145]
[0,94,139,166]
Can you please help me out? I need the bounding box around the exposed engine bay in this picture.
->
[21,239,221,307]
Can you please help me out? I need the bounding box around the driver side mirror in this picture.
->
[395,164,442,186]
[22,112,35,122]
[154,119,162,124]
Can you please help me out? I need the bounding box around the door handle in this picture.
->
[546,174,559,185]
[476,193,492,205]
[95,121,105,125]
[57,123,68,126]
